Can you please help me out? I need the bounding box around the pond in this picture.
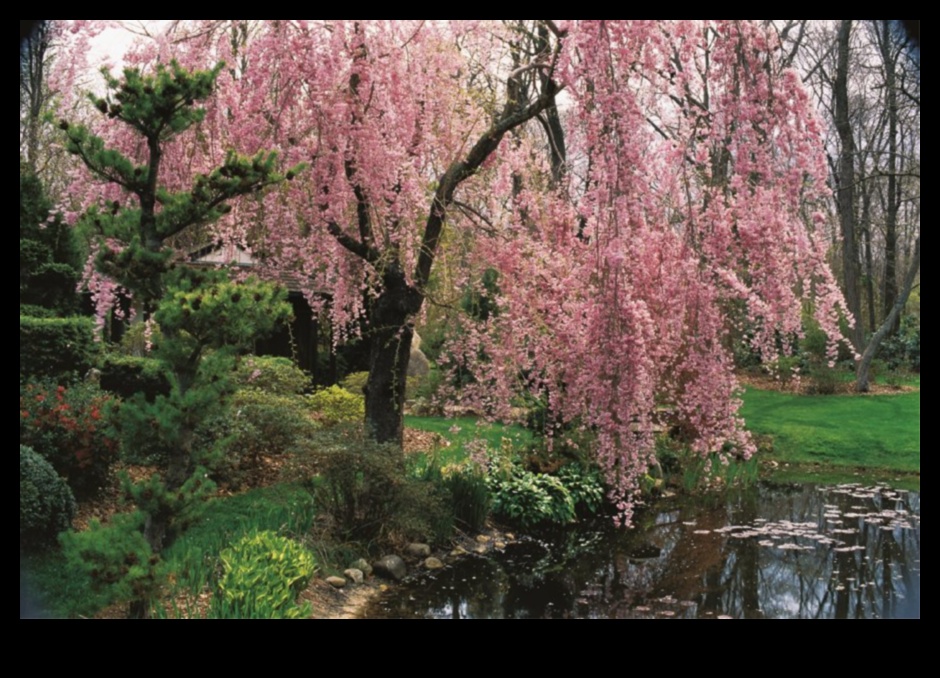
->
[361,482,920,618]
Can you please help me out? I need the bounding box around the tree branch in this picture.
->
[327,221,380,263]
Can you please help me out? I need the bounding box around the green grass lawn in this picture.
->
[405,415,532,464]
[740,387,920,481]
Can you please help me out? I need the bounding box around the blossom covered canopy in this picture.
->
[56,21,849,524]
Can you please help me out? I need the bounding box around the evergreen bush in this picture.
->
[99,354,170,402]
[19,315,97,381]
[20,445,76,550]
[234,355,310,395]
[307,385,365,426]
[193,388,318,488]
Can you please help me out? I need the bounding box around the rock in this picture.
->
[475,534,491,543]
[326,576,347,588]
[351,558,372,576]
[407,331,431,378]
[344,568,364,584]
[450,546,467,557]
[494,541,507,550]
[424,557,444,570]
[373,555,407,581]
[406,543,431,558]
[408,348,431,378]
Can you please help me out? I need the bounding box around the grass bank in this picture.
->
[740,387,920,488]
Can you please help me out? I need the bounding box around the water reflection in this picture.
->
[362,483,920,619]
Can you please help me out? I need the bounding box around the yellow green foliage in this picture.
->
[307,385,364,426]
[215,530,315,618]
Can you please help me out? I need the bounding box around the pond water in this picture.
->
[361,482,920,619]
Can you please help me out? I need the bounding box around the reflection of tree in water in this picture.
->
[365,484,918,618]
[712,484,919,619]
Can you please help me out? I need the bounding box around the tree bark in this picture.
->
[878,20,901,336]
[364,265,422,446]
[856,235,919,391]
[834,20,864,351]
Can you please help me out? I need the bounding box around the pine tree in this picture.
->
[19,160,82,315]
[59,60,297,617]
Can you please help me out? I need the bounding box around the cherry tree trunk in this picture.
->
[364,267,423,447]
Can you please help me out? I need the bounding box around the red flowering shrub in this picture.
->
[20,382,120,499]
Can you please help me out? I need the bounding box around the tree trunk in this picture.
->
[879,20,901,336]
[860,188,877,334]
[834,20,864,351]
[857,235,919,391]
[364,266,423,447]
[365,319,413,447]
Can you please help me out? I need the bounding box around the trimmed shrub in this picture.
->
[307,385,364,426]
[20,381,120,499]
[99,354,170,402]
[19,304,56,319]
[20,315,97,381]
[341,371,423,400]
[20,445,77,551]
[214,530,315,619]
[195,388,318,488]
[235,355,310,395]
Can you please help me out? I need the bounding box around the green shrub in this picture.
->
[194,388,318,488]
[339,371,369,396]
[341,371,423,401]
[307,385,364,426]
[313,427,406,541]
[19,304,56,319]
[487,465,575,529]
[765,354,801,388]
[556,463,605,516]
[235,355,310,395]
[117,319,163,357]
[19,315,97,381]
[442,464,491,532]
[880,316,920,373]
[20,445,77,551]
[230,388,317,454]
[60,511,162,616]
[805,365,840,395]
[20,381,120,499]
[313,427,449,544]
[99,354,170,402]
[214,530,315,619]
